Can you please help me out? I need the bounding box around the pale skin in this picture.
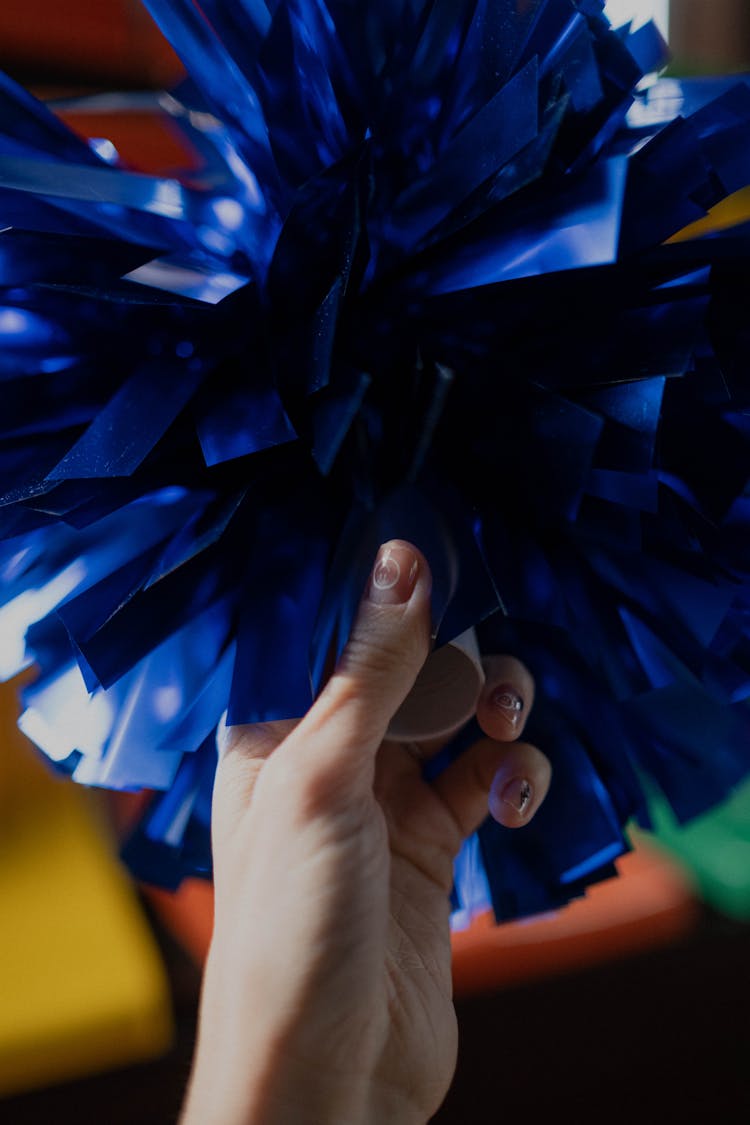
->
[181,541,551,1125]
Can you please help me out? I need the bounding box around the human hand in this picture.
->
[182,541,551,1125]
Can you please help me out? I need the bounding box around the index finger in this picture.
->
[475,655,535,743]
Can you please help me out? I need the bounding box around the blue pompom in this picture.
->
[1,0,750,920]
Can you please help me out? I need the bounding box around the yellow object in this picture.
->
[0,680,173,1097]
[668,185,750,242]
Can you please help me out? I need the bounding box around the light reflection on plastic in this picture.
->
[151,179,186,220]
[211,196,245,231]
[19,664,114,762]
[1,546,33,584]
[451,835,492,931]
[628,78,685,130]
[560,842,625,885]
[605,0,669,36]
[149,485,190,506]
[0,560,87,680]
[89,137,119,164]
[223,145,265,212]
[0,307,61,346]
[0,308,29,335]
[0,307,71,355]
[153,684,183,723]
[124,258,250,303]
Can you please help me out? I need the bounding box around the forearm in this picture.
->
[181,970,370,1125]
[181,1054,367,1125]
[182,1063,426,1125]
[181,996,426,1125]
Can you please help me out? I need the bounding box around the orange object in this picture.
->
[141,841,698,997]
[451,845,698,996]
[147,878,216,966]
[56,103,205,178]
[0,1,182,86]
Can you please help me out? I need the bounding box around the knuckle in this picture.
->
[286,753,367,823]
[339,630,413,678]
[302,673,363,739]
[483,653,533,687]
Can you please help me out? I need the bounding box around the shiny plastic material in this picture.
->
[1,2,749,920]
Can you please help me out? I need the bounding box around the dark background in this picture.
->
[1,901,748,1124]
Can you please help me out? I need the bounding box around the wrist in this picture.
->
[183,1074,426,1125]
[182,1020,428,1125]
[182,1057,368,1125]
[183,949,431,1125]
[182,983,371,1125]
[363,1084,430,1125]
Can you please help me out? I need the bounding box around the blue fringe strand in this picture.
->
[1,0,749,920]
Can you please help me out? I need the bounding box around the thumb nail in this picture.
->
[367,541,419,606]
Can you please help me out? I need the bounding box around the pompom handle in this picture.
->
[387,627,484,744]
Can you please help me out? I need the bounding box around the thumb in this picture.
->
[280,540,432,785]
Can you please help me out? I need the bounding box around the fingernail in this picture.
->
[500,777,533,817]
[368,542,419,606]
[490,686,524,730]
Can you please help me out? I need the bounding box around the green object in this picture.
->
[641,781,750,920]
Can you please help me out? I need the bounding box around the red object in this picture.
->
[0,1,182,86]
[57,105,204,178]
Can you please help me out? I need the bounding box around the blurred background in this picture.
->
[0,2,749,1122]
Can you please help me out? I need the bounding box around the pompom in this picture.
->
[1,0,750,919]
